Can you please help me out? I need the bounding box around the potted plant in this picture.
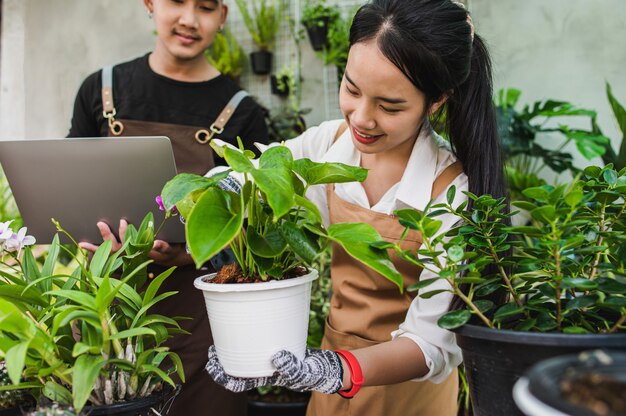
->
[234,0,285,75]
[300,0,340,52]
[0,215,185,414]
[205,28,246,85]
[513,350,626,416]
[270,65,295,98]
[160,140,403,377]
[382,164,626,415]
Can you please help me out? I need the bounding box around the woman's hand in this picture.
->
[205,345,344,394]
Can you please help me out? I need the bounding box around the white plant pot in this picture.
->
[194,269,319,377]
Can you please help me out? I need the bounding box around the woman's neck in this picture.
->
[148,49,219,82]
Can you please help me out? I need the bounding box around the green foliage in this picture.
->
[161,142,403,289]
[0,168,22,228]
[234,0,285,51]
[0,214,185,413]
[301,0,340,29]
[598,82,626,170]
[205,28,246,82]
[320,11,353,79]
[394,165,626,333]
[496,88,612,200]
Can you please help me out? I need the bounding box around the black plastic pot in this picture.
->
[304,20,329,51]
[84,385,181,416]
[514,350,626,416]
[454,324,626,416]
[247,399,308,416]
[250,51,273,75]
[270,75,290,97]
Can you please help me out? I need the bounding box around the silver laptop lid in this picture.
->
[0,136,185,244]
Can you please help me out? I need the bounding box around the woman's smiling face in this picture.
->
[340,40,432,157]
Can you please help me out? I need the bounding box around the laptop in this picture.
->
[0,136,186,244]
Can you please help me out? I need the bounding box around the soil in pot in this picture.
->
[561,372,626,415]
[208,263,307,284]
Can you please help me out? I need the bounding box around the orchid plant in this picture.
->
[0,214,185,413]
[161,140,403,288]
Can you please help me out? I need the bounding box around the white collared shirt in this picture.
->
[283,120,466,384]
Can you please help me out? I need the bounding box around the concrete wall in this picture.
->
[1,0,625,173]
[472,0,626,171]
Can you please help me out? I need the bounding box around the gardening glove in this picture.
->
[206,346,343,394]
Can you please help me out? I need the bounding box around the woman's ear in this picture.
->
[428,94,449,115]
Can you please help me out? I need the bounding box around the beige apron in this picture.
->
[307,161,463,416]
[101,68,247,415]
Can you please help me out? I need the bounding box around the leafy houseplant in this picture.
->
[300,0,340,51]
[205,28,246,84]
[161,140,403,376]
[496,88,612,202]
[0,215,185,414]
[385,164,626,415]
[234,0,285,75]
[597,82,626,171]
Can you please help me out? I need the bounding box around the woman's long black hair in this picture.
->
[349,0,507,202]
[350,0,509,309]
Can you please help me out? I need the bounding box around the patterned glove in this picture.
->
[206,346,344,394]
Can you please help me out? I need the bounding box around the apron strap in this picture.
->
[430,161,464,200]
[101,66,124,135]
[195,90,250,144]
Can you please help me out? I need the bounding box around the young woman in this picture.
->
[70,1,268,415]
[205,0,506,415]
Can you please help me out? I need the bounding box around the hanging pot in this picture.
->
[270,75,290,97]
[194,270,319,377]
[305,19,330,51]
[250,51,273,75]
[453,324,626,416]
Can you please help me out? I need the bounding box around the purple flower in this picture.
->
[156,195,177,213]
[3,226,36,256]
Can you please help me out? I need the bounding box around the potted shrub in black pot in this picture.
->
[235,0,285,75]
[300,0,340,52]
[382,164,626,416]
[160,140,403,379]
[0,215,185,415]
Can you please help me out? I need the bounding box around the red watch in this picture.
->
[335,350,364,399]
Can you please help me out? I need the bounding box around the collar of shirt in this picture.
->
[321,125,444,214]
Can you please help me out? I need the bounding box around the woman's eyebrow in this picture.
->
[345,71,407,105]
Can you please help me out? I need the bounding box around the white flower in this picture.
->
[0,220,14,242]
[3,227,36,255]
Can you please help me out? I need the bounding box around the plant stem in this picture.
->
[450,279,494,328]
[608,313,626,333]
[587,204,606,282]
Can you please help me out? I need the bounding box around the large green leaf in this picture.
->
[89,240,112,278]
[72,354,107,411]
[187,188,243,267]
[259,145,293,170]
[437,310,471,329]
[161,171,229,211]
[247,225,287,258]
[5,340,30,384]
[293,158,368,185]
[143,267,176,307]
[327,223,403,291]
[280,221,319,265]
[607,82,626,169]
[252,167,295,220]
[224,146,255,173]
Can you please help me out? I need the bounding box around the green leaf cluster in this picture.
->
[205,28,246,81]
[161,141,403,289]
[0,214,184,412]
[234,0,285,51]
[300,0,340,29]
[496,84,626,202]
[395,165,626,334]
